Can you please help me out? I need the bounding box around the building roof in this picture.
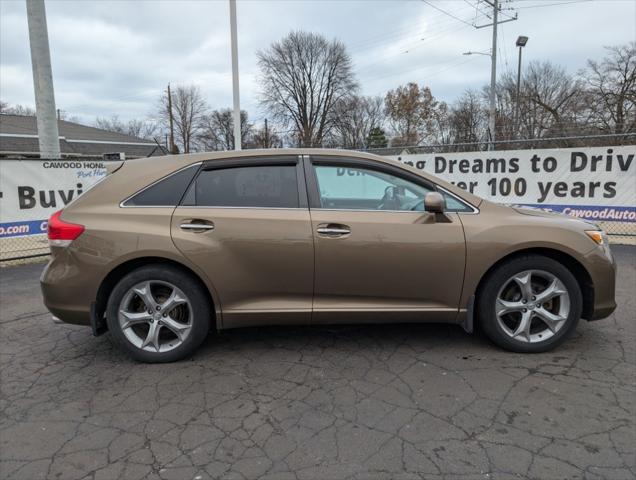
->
[0,114,165,158]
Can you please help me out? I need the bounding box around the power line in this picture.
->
[511,0,595,10]
[465,0,492,19]
[354,2,495,69]
[500,23,510,73]
[421,0,477,27]
[354,10,492,73]
[348,9,477,55]
[363,54,481,84]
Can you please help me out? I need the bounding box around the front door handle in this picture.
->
[316,224,351,237]
[180,221,214,232]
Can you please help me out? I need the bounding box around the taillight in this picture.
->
[47,210,84,247]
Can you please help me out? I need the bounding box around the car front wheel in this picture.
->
[106,265,211,362]
[478,255,583,353]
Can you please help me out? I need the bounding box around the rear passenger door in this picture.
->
[171,156,314,328]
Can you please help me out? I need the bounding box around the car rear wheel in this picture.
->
[478,255,582,353]
[106,265,211,362]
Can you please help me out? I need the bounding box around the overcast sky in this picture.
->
[1,0,635,126]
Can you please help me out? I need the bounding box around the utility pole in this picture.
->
[229,0,241,151]
[264,118,269,148]
[472,1,517,151]
[488,0,498,151]
[167,83,175,154]
[26,0,60,159]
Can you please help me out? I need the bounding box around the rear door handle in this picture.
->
[180,221,214,232]
[316,224,351,237]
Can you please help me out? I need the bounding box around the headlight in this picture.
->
[585,230,605,245]
[585,230,612,259]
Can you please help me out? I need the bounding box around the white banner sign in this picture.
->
[0,160,109,238]
[0,146,634,238]
[391,145,635,223]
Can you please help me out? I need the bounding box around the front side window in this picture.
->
[313,164,474,212]
[313,165,433,211]
[186,165,299,208]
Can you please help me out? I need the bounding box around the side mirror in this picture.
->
[424,192,446,213]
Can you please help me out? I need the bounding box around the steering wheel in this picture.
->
[408,198,425,211]
[377,186,401,210]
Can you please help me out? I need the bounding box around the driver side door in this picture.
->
[305,155,467,324]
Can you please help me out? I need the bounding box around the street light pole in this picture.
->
[488,0,498,151]
[514,36,528,140]
[229,0,241,151]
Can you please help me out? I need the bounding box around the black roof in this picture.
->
[0,114,165,158]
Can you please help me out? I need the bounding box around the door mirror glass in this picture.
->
[424,192,446,213]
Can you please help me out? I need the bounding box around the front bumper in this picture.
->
[584,246,617,320]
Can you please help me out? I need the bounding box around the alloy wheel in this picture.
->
[118,280,193,352]
[495,269,570,343]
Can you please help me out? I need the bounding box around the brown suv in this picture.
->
[41,149,616,362]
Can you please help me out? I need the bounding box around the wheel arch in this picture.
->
[473,247,594,324]
[94,256,219,333]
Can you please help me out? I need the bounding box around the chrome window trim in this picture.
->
[311,208,433,214]
[174,206,308,211]
[311,208,468,214]
[119,162,202,208]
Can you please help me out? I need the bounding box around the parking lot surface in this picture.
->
[1,246,634,480]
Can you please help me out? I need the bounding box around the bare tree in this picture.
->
[330,95,385,149]
[198,109,252,151]
[448,90,487,148]
[1,103,36,116]
[493,62,583,146]
[56,110,81,123]
[158,85,207,153]
[95,115,159,140]
[126,118,160,140]
[249,122,283,149]
[582,42,636,135]
[257,31,358,147]
[429,101,451,146]
[95,115,126,133]
[384,82,439,146]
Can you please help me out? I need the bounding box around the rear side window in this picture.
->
[186,165,299,208]
[123,164,199,207]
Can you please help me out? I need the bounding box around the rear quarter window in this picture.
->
[123,164,199,207]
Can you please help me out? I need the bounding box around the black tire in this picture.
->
[106,265,211,362]
[477,255,582,353]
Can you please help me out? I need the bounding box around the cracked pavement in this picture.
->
[1,246,634,480]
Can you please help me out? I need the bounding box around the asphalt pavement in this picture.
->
[1,246,634,480]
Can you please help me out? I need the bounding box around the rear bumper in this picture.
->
[40,252,94,326]
[584,246,617,321]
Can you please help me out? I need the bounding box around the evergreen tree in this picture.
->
[367,127,388,148]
